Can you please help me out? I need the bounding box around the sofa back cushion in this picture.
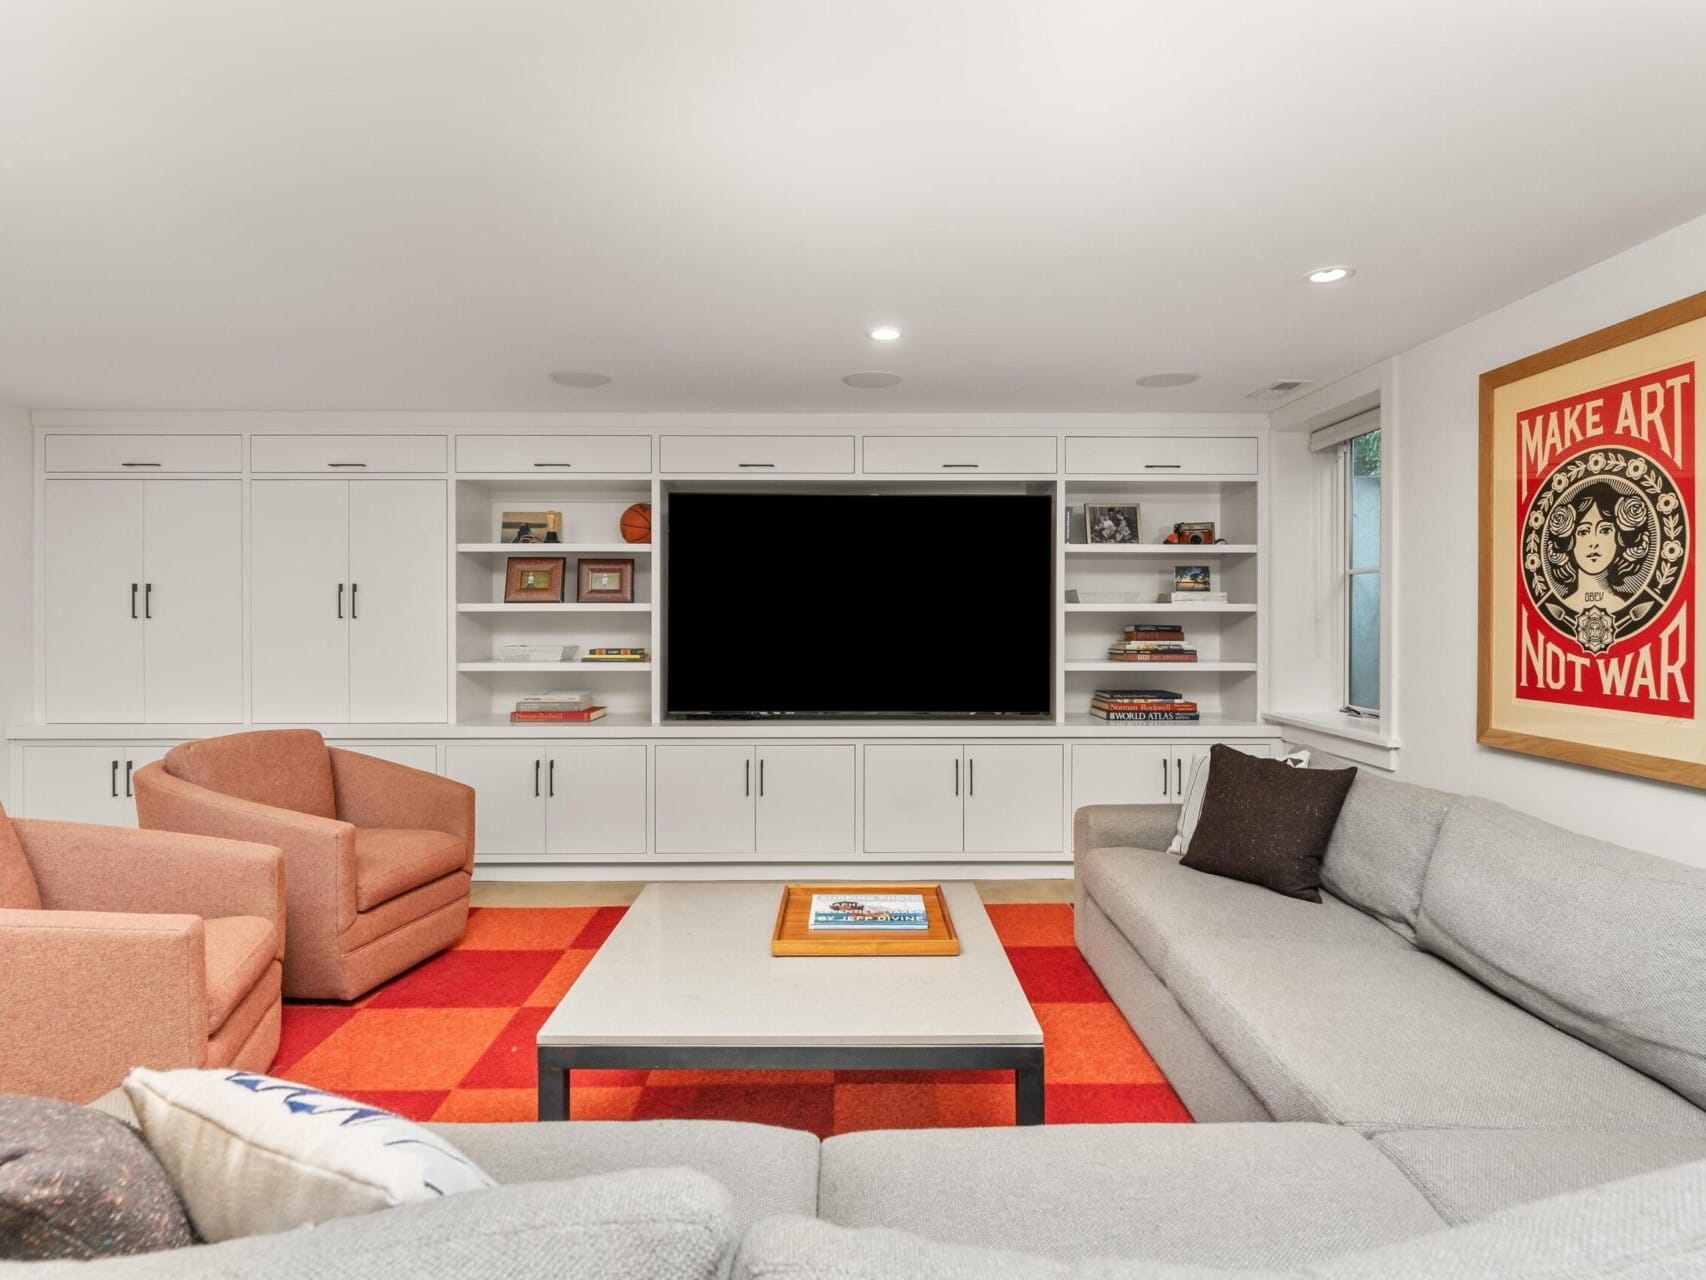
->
[165,730,336,820]
[1418,797,1706,1108]
[1320,773,1453,940]
[0,802,41,910]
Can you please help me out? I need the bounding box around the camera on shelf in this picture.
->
[1162,521,1218,545]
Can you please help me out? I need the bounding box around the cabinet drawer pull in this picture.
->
[327,461,368,468]
[337,583,344,619]
[532,461,574,468]
[548,758,556,797]
[954,758,960,796]
[737,462,776,468]
[350,582,358,620]
[534,759,541,798]
[1176,758,1182,794]
[125,760,134,798]
[1143,463,1182,469]
[758,758,765,798]
[745,758,752,796]
[144,583,152,619]
[1161,758,1168,797]
[941,463,980,469]
[968,757,975,796]
[120,461,162,468]
[131,583,139,619]
[111,759,119,798]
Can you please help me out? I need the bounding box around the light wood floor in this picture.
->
[471,879,1074,907]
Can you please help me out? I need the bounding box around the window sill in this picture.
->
[1264,710,1400,771]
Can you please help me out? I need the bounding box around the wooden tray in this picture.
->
[771,883,960,957]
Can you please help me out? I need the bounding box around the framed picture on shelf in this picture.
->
[1174,564,1212,592]
[1086,504,1140,544]
[501,510,563,544]
[577,557,635,603]
[503,557,566,603]
[1479,289,1702,789]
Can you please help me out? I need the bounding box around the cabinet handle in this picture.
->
[1161,758,1169,798]
[120,461,160,467]
[941,463,980,469]
[548,758,556,797]
[327,462,367,468]
[745,758,751,797]
[969,757,975,797]
[111,759,119,798]
[337,583,344,619]
[131,583,139,619]
[954,757,960,796]
[737,462,775,468]
[534,759,541,798]
[532,462,573,468]
[350,583,358,619]
[758,758,764,797]
[1143,463,1182,470]
[144,583,152,619]
[125,761,134,798]
[1176,758,1182,794]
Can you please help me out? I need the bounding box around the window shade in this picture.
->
[1309,407,1380,453]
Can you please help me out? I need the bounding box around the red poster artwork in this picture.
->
[1514,362,1694,716]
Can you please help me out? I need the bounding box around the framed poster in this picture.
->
[1479,290,1703,788]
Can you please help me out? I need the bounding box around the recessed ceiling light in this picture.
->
[548,370,612,388]
[843,371,903,389]
[1305,265,1355,285]
[867,325,902,342]
[1135,372,1200,388]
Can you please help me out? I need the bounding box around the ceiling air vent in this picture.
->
[1246,379,1310,401]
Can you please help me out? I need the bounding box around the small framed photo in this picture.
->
[1086,504,1140,544]
[501,510,563,544]
[577,557,635,603]
[1174,564,1212,592]
[504,557,566,603]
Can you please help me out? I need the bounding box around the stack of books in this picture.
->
[1159,590,1229,604]
[510,692,607,723]
[582,647,649,663]
[1090,689,1201,722]
[1107,623,1197,663]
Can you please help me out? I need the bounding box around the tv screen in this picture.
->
[666,492,1053,718]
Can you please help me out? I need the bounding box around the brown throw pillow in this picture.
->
[1180,744,1357,902]
[0,1095,196,1260]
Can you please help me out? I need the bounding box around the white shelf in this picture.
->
[1065,661,1257,673]
[457,542,652,555]
[457,661,653,673]
[1064,543,1257,555]
[1064,603,1256,614]
[456,603,652,613]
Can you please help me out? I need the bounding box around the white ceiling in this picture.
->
[4,1,1706,413]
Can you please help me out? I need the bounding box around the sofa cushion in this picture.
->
[124,1068,495,1242]
[1163,939,1706,1135]
[437,1119,820,1236]
[1372,1127,1706,1225]
[25,1173,733,1280]
[1180,745,1356,902]
[818,1123,1443,1268]
[0,803,41,910]
[353,829,468,912]
[203,916,278,1032]
[1080,846,1406,984]
[0,1094,195,1260]
[164,730,336,820]
[1417,797,1706,1111]
[1320,774,1452,940]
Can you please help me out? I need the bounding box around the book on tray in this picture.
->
[807,892,929,931]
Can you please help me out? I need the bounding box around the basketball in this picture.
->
[620,502,652,544]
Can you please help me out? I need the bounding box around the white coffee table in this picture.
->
[535,881,1046,1123]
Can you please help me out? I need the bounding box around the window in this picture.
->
[1341,427,1381,715]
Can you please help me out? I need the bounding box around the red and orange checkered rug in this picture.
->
[275,903,1189,1136]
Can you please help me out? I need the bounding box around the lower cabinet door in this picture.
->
[443,745,547,857]
[1071,744,1175,809]
[546,745,648,855]
[862,745,964,854]
[654,745,755,855]
[22,747,136,825]
[964,745,1065,854]
[756,746,856,856]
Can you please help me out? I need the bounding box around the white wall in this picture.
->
[1389,212,1706,865]
[0,405,32,808]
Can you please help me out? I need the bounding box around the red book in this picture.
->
[1110,653,1199,662]
[510,707,608,722]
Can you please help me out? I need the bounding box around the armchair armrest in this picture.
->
[1073,803,1182,864]
[0,909,207,1101]
[134,761,357,933]
[330,749,476,871]
[16,821,284,950]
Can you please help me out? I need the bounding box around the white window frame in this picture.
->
[1337,426,1381,718]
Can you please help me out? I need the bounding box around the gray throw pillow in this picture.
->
[0,1094,196,1260]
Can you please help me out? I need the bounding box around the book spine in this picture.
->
[1107,654,1199,662]
[1091,710,1203,721]
[510,710,606,721]
[1093,702,1200,712]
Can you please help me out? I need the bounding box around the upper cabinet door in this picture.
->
[143,480,243,722]
[43,434,241,474]
[756,745,856,855]
[43,480,146,723]
[348,481,447,723]
[455,435,652,474]
[250,480,351,723]
[862,745,964,854]
[654,745,755,854]
[861,435,1058,474]
[964,745,1065,854]
[659,435,855,474]
[1064,436,1259,477]
[250,435,447,473]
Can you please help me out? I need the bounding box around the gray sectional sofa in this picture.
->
[22,770,1706,1277]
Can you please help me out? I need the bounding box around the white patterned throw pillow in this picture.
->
[123,1068,495,1242]
[1167,747,1311,855]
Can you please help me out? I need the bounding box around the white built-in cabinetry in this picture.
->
[250,480,447,723]
[18,420,1277,873]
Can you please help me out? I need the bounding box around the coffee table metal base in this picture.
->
[537,1043,1045,1125]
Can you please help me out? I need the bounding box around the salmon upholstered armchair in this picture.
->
[0,802,284,1103]
[134,730,475,1001]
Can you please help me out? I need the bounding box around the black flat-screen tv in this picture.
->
[666,492,1053,718]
